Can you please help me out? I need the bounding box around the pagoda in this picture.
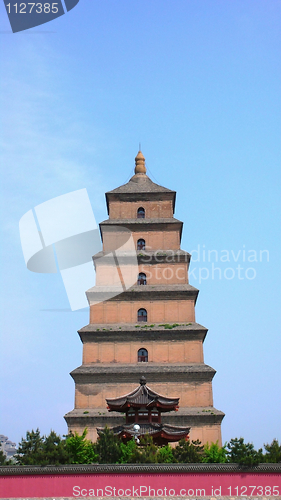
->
[97,376,190,445]
[64,150,224,445]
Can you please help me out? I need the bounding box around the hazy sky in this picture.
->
[0,0,280,449]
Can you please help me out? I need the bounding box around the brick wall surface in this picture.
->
[109,199,174,219]
[83,340,203,364]
[89,300,195,324]
[75,381,213,409]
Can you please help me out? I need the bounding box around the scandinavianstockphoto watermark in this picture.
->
[188,244,269,284]
[137,245,269,284]
[190,244,269,264]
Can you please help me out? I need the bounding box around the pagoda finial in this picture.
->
[135,150,146,174]
[140,376,146,385]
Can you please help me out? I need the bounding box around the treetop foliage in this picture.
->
[15,429,72,466]
[226,437,264,467]
[202,441,227,463]
[5,428,280,466]
[263,438,281,463]
[66,429,98,464]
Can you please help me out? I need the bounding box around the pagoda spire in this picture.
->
[134,150,146,174]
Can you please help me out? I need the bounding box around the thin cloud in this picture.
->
[1,37,106,238]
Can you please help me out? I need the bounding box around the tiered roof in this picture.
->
[103,422,190,443]
[98,377,190,444]
[106,376,179,412]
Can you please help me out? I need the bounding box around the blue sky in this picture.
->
[0,0,280,449]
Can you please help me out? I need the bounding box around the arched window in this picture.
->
[137,207,145,219]
[138,348,148,362]
[137,238,145,250]
[137,308,147,322]
[138,272,147,285]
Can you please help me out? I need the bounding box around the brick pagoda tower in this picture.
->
[64,151,224,445]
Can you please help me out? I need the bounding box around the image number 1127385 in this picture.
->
[5,3,60,14]
[3,0,80,32]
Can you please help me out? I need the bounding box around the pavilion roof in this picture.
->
[98,422,190,443]
[106,377,179,412]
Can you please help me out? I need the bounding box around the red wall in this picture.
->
[1,471,280,498]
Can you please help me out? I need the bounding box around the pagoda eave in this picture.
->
[77,322,208,344]
[92,249,191,265]
[86,285,199,304]
[64,407,224,428]
[100,217,182,225]
[70,363,216,384]
[99,219,183,239]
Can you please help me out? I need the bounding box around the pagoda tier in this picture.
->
[65,150,224,445]
[99,218,184,248]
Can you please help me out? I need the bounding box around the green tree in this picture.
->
[157,444,175,463]
[263,439,281,463]
[93,427,122,464]
[226,438,263,466]
[202,442,227,463]
[119,439,137,464]
[15,429,45,465]
[129,435,158,463]
[66,429,97,464]
[15,429,73,466]
[43,431,72,465]
[173,439,204,463]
